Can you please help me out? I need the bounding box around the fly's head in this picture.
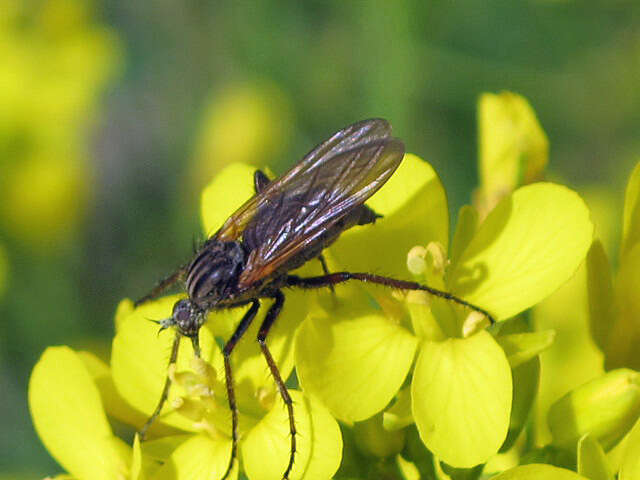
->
[157,298,205,337]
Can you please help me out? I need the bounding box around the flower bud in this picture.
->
[548,369,640,451]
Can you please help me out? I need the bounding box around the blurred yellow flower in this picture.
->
[0,0,121,249]
[191,82,293,187]
[1,155,90,247]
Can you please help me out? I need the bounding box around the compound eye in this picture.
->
[176,308,190,323]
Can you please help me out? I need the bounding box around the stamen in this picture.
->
[425,242,447,277]
[407,245,427,275]
[462,311,490,337]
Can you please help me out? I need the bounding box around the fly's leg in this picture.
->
[221,300,261,480]
[318,254,330,276]
[286,272,495,325]
[140,330,181,439]
[257,291,296,479]
[190,332,201,358]
[317,254,335,295]
[135,266,186,306]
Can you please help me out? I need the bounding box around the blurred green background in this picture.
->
[1,0,639,477]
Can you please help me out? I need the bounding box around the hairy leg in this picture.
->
[286,272,495,324]
[139,330,182,439]
[256,291,296,479]
[221,300,261,480]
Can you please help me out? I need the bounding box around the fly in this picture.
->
[135,118,494,479]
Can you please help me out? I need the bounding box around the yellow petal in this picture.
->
[130,435,145,480]
[577,434,614,480]
[79,351,154,433]
[201,162,257,237]
[586,240,615,353]
[241,391,342,480]
[411,330,512,467]
[154,434,236,480]
[296,306,417,422]
[620,418,640,480]
[449,183,593,321]
[29,346,131,480]
[495,330,555,368]
[450,205,478,266]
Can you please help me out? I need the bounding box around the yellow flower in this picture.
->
[294,152,593,468]
[191,82,293,189]
[0,0,121,248]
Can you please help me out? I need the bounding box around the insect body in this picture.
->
[136,118,494,479]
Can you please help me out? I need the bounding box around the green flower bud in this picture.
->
[548,369,640,451]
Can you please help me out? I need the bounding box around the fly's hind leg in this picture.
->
[286,272,495,325]
[257,290,296,479]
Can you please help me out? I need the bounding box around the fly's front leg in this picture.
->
[140,330,181,439]
[221,300,260,480]
[135,266,186,306]
[256,290,296,479]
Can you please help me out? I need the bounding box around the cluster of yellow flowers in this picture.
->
[29,91,640,480]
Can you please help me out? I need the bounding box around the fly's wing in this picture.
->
[236,137,404,289]
[214,118,393,241]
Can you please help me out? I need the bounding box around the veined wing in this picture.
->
[235,136,404,288]
[214,118,393,242]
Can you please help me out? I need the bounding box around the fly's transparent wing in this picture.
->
[214,118,393,241]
